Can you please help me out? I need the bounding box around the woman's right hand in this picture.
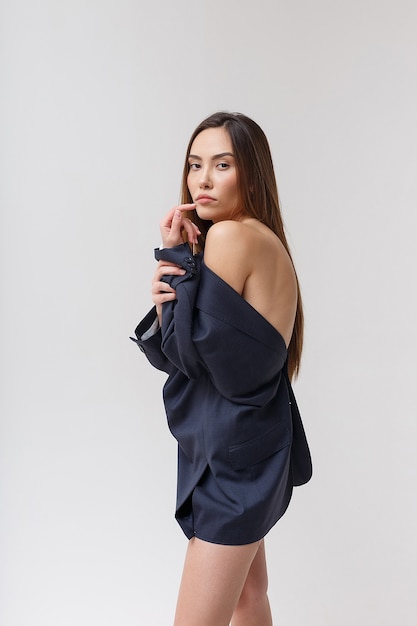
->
[151,260,186,323]
[159,204,200,248]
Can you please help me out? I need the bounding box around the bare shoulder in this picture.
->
[203,221,256,295]
[203,218,297,342]
[205,219,254,245]
[205,218,282,263]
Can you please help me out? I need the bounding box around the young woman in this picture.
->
[132,112,312,625]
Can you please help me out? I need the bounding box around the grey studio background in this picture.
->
[1,1,416,625]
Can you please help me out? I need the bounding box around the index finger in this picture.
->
[176,203,196,212]
[160,204,196,225]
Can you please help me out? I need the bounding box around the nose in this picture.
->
[199,167,213,189]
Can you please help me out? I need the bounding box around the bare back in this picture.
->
[203,219,297,347]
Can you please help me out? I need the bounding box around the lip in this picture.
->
[196,194,216,202]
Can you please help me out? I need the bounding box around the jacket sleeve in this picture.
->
[154,243,205,379]
[130,243,204,378]
[130,306,174,374]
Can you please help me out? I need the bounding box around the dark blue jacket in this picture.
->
[132,243,312,545]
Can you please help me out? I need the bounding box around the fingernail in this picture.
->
[175,210,181,218]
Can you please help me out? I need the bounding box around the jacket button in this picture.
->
[184,256,197,274]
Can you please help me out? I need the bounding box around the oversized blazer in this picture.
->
[132,243,312,545]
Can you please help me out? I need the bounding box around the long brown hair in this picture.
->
[180,111,303,379]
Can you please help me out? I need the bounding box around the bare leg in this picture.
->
[231,539,273,625]
[173,537,261,626]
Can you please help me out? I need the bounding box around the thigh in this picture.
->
[174,537,261,626]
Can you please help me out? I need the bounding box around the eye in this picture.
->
[217,162,229,170]
[188,162,200,170]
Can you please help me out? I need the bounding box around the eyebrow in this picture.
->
[188,152,235,161]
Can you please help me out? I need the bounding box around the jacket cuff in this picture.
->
[139,315,160,340]
[155,243,198,276]
[130,307,160,352]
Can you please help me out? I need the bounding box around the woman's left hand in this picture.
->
[160,204,200,248]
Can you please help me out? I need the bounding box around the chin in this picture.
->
[195,206,213,221]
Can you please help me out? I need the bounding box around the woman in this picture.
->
[132,112,312,625]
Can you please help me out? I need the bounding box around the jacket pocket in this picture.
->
[228,420,291,471]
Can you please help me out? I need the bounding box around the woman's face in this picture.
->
[187,127,241,223]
